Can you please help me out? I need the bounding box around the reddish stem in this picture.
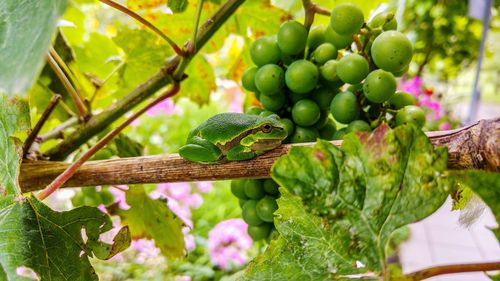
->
[402,261,500,280]
[38,83,180,200]
[99,0,184,55]
[23,95,62,158]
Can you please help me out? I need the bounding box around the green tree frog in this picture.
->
[179,113,287,164]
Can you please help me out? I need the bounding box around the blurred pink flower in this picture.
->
[439,122,451,130]
[109,185,130,210]
[183,227,196,252]
[175,276,192,281]
[398,76,423,95]
[398,76,444,122]
[147,98,176,116]
[197,181,213,193]
[208,219,252,269]
[131,239,161,263]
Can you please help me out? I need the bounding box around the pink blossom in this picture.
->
[131,239,161,263]
[146,98,176,116]
[175,276,192,281]
[109,185,130,210]
[398,76,423,95]
[197,181,213,193]
[183,227,196,252]
[208,219,253,269]
[439,122,451,130]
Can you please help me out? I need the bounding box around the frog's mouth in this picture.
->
[249,139,282,151]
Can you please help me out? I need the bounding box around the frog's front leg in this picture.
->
[179,136,222,163]
[226,144,257,161]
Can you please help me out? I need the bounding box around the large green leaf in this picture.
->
[0,0,67,95]
[243,124,450,279]
[110,186,186,259]
[0,195,130,281]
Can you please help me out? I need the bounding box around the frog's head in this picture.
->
[241,115,287,152]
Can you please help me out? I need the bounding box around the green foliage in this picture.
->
[399,0,497,78]
[448,170,500,240]
[168,0,189,13]
[0,195,129,281]
[109,186,186,258]
[243,124,450,279]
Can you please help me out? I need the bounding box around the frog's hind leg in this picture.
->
[179,137,222,163]
[226,145,256,161]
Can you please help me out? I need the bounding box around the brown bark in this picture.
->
[19,118,499,192]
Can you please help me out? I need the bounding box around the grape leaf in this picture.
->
[178,55,216,105]
[448,170,500,240]
[168,0,189,13]
[243,124,449,279]
[0,195,130,281]
[109,185,186,259]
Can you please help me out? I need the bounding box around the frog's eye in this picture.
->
[262,124,272,133]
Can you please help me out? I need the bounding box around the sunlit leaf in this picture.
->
[243,124,449,279]
[110,185,186,259]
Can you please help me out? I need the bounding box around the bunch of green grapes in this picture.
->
[236,2,427,241]
[231,179,280,242]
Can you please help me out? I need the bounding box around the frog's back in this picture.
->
[189,113,264,144]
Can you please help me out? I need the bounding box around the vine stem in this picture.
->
[39,117,79,142]
[38,83,180,200]
[99,0,184,55]
[302,0,331,30]
[400,261,500,280]
[191,0,205,52]
[47,52,89,121]
[22,95,61,158]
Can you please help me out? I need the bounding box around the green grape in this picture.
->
[311,43,337,65]
[319,118,337,140]
[263,179,280,196]
[248,223,273,241]
[312,110,330,129]
[337,54,369,84]
[292,99,321,127]
[242,200,264,226]
[330,91,359,124]
[368,12,398,31]
[239,198,247,208]
[244,179,265,199]
[395,105,426,128]
[256,196,278,222]
[347,83,363,94]
[311,87,337,110]
[250,36,281,66]
[231,179,248,199]
[330,3,364,35]
[245,106,264,115]
[319,59,339,82]
[289,91,309,104]
[363,69,397,103]
[392,65,409,77]
[346,120,372,133]
[254,64,284,95]
[242,67,258,92]
[259,110,277,117]
[280,118,295,137]
[290,126,319,143]
[371,31,413,72]
[388,91,417,109]
[285,60,319,94]
[260,90,285,112]
[277,20,308,55]
[332,127,348,140]
[324,26,353,49]
[307,25,326,50]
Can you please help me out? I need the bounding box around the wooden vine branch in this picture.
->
[19,118,499,192]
